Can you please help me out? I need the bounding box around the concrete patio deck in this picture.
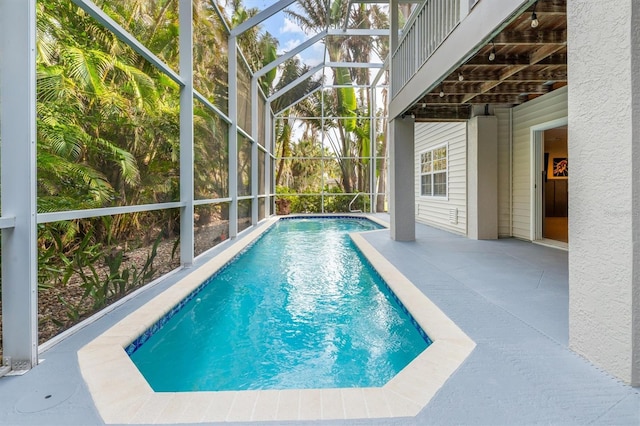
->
[0,217,638,425]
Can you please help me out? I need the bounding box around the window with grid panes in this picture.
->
[420,144,447,197]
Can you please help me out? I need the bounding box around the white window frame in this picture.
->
[419,143,448,199]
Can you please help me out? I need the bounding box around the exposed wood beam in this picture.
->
[423,83,484,94]
[529,0,566,14]
[458,63,528,103]
[411,105,472,121]
[498,65,528,81]
[461,46,563,104]
[443,70,567,82]
[529,44,566,65]
[463,53,566,66]
[414,0,568,108]
[426,94,525,105]
[467,94,524,105]
[484,83,551,94]
[506,70,567,81]
[493,30,566,45]
[424,82,549,96]
[460,79,506,103]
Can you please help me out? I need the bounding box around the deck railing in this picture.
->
[391,0,463,97]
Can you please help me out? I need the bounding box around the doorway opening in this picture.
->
[532,123,568,245]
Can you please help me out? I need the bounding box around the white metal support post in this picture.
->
[390,0,399,98]
[369,86,376,213]
[267,104,274,216]
[321,89,326,213]
[0,0,39,370]
[228,36,239,238]
[264,102,272,217]
[179,0,194,266]
[251,77,259,224]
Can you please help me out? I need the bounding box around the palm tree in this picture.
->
[271,57,323,187]
[285,0,386,196]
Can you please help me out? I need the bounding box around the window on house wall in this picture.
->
[420,144,447,198]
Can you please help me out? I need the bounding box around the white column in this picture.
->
[179,0,194,266]
[467,115,498,240]
[0,0,38,370]
[389,116,415,241]
[568,0,640,385]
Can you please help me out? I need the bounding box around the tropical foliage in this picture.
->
[0,0,390,348]
[31,0,236,341]
[277,0,389,207]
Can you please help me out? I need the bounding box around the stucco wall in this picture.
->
[568,0,640,385]
[511,87,568,240]
[414,122,467,235]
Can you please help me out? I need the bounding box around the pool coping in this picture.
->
[77,215,476,424]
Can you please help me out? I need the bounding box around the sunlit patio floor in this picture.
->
[0,215,638,425]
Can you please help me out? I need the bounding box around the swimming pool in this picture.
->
[128,217,430,391]
[78,215,476,423]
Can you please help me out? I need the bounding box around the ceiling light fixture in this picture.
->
[439,85,445,98]
[458,73,464,81]
[488,41,496,61]
[530,2,539,28]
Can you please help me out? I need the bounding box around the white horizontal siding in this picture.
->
[495,108,512,237]
[511,86,568,240]
[414,122,467,234]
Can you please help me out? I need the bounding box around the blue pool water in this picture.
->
[129,217,430,391]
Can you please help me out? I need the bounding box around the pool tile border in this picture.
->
[78,215,475,424]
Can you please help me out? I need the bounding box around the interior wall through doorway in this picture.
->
[542,126,568,242]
